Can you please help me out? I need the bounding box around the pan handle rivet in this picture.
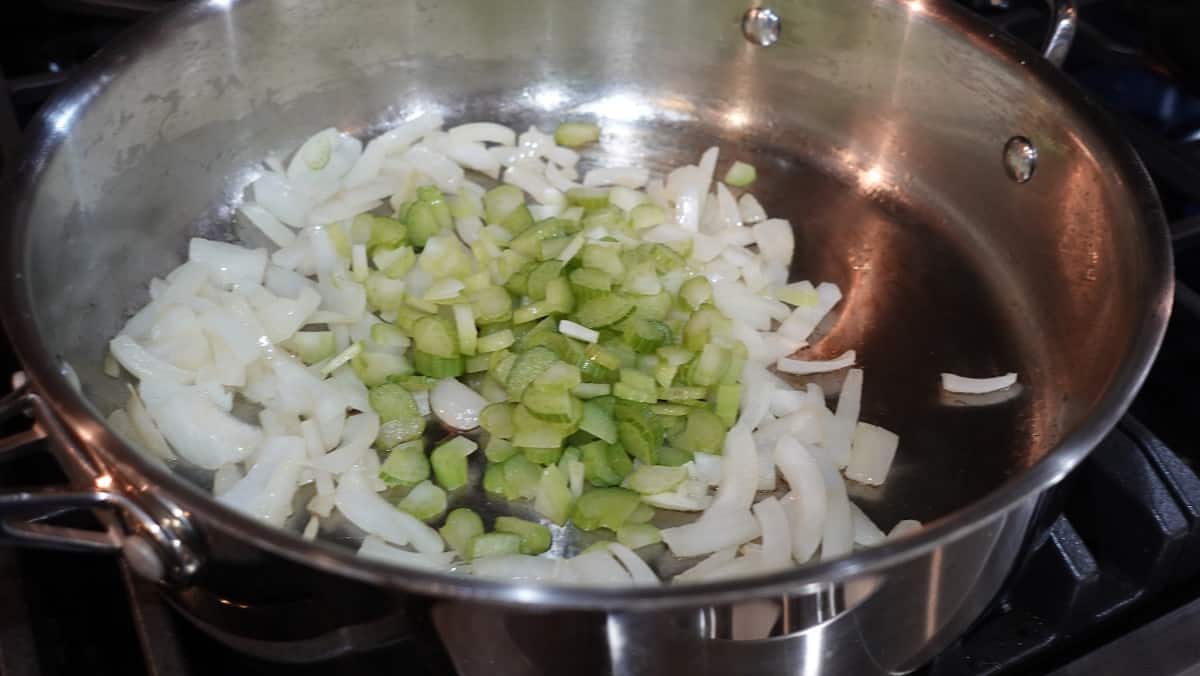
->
[742,7,781,46]
[1003,136,1038,183]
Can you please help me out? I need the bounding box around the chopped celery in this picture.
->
[581,440,620,486]
[625,465,687,494]
[412,350,465,378]
[500,204,535,236]
[484,185,525,225]
[581,243,624,277]
[494,516,552,555]
[629,203,666,229]
[579,400,618,443]
[566,186,610,209]
[380,440,429,487]
[679,276,712,310]
[671,408,727,454]
[568,268,614,302]
[570,487,641,531]
[626,502,656,524]
[369,383,425,445]
[282,331,336,365]
[351,350,412,387]
[430,436,478,490]
[505,346,559,400]
[522,445,564,466]
[370,323,410,349]
[440,508,484,556]
[452,304,478,355]
[572,382,612,399]
[501,454,542,501]
[573,296,635,329]
[713,384,741,427]
[623,319,671,353]
[535,465,573,524]
[616,523,662,550]
[412,316,458,358]
[479,402,515,439]
[483,464,506,495]
[607,443,634,478]
[470,286,513,324]
[523,386,582,423]
[656,446,694,467]
[691,343,729,387]
[527,260,565,300]
[367,215,408,251]
[476,329,515,354]
[465,353,491,373]
[468,532,522,560]
[484,437,518,463]
[397,480,447,521]
[724,160,757,187]
[554,121,601,147]
[650,403,692,416]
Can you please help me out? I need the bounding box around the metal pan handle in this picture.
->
[1042,0,1078,68]
[0,377,201,585]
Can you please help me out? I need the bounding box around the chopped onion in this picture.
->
[773,438,827,562]
[849,502,886,546]
[607,543,660,586]
[752,497,792,570]
[359,536,455,571]
[430,378,488,431]
[335,470,444,553]
[888,519,923,539]
[941,372,1018,394]
[662,509,760,558]
[845,422,899,486]
[777,350,857,375]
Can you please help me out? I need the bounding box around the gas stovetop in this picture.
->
[4,1,1200,674]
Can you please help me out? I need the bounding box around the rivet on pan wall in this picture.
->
[1003,136,1038,183]
[742,7,781,46]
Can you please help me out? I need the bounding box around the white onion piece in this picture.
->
[641,491,711,512]
[568,550,633,586]
[777,350,857,375]
[188,238,267,289]
[773,438,827,562]
[335,470,444,553]
[754,408,824,449]
[252,172,312,228]
[845,422,899,486]
[738,192,767,223]
[827,368,863,469]
[662,509,760,558]
[211,463,242,496]
[402,145,463,193]
[217,436,306,526]
[691,452,723,486]
[309,198,383,227]
[756,446,776,491]
[448,121,516,146]
[769,389,807,417]
[583,166,650,189]
[674,547,738,582]
[849,502,886,546]
[752,219,794,264]
[710,183,739,230]
[941,372,1018,394]
[812,447,853,560]
[607,543,660,586]
[559,320,598,343]
[776,281,843,343]
[503,164,564,205]
[344,112,445,188]
[752,497,792,570]
[123,386,174,459]
[138,379,261,469]
[544,162,579,191]
[738,364,774,431]
[314,412,379,473]
[888,519,923,539]
[358,536,455,571]
[425,133,501,179]
[240,203,297,247]
[109,335,195,384]
[702,424,757,518]
[430,378,488,431]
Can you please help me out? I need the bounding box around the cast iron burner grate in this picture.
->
[5,1,1200,675]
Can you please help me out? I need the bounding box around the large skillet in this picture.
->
[0,0,1171,673]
